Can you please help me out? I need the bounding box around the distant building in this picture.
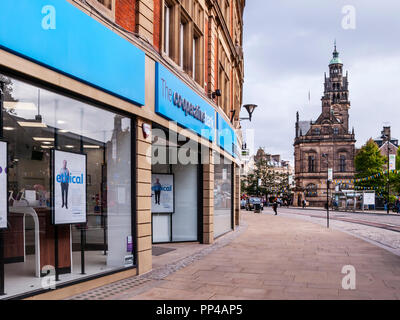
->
[374,126,398,157]
[294,44,356,207]
[244,148,294,192]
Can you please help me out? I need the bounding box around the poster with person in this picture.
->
[0,141,7,229]
[151,174,174,213]
[52,150,87,225]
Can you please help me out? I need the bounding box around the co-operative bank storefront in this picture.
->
[0,0,239,299]
[151,63,238,243]
[0,0,143,299]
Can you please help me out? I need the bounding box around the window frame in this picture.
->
[163,3,171,56]
[339,155,346,172]
[308,155,316,173]
[0,69,138,299]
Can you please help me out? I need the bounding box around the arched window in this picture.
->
[339,155,346,172]
[308,155,315,173]
[305,184,318,197]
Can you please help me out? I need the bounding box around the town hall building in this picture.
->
[293,44,356,207]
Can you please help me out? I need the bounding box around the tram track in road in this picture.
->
[283,209,400,233]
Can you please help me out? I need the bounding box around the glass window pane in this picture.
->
[1,74,132,297]
[214,156,232,238]
[172,163,198,242]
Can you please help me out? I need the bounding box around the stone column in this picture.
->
[136,118,152,274]
[203,149,214,244]
[234,164,240,226]
[135,0,154,43]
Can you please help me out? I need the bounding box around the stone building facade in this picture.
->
[293,45,356,207]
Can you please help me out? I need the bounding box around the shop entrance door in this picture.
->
[171,163,198,242]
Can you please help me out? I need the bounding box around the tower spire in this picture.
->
[333,40,339,58]
[329,40,342,65]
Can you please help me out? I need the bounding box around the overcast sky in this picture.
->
[240,0,400,164]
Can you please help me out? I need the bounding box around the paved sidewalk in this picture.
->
[131,212,400,300]
[71,212,400,300]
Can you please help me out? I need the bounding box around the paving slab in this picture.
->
[69,211,400,300]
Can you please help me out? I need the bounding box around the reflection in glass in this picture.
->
[214,154,232,238]
[1,74,132,298]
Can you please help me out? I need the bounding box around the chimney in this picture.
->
[382,126,391,140]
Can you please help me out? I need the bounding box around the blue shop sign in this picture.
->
[155,63,215,141]
[0,0,145,106]
[217,113,236,157]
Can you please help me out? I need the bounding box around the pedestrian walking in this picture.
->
[396,197,400,214]
[302,199,306,209]
[273,198,278,215]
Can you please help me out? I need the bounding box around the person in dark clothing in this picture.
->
[302,199,306,209]
[273,199,278,215]
[396,198,400,213]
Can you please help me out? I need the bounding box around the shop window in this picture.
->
[151,128,199,243]
[214,154,232,238]
[0,74,133,298]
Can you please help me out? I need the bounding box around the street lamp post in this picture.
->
[387,142,390,214]
[322,153,331,228]
[239,104,258,122]
[382,132,391,214]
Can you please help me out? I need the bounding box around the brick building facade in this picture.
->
[82,0,245,128]
[293,45,356,207]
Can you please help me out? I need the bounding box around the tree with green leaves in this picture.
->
[389,146,400,195]
[242,148,290,199]
[354,138,385,190]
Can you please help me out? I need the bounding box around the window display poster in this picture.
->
[53,150,87,225]
[0,142,7,229]
[151,174,174,213]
